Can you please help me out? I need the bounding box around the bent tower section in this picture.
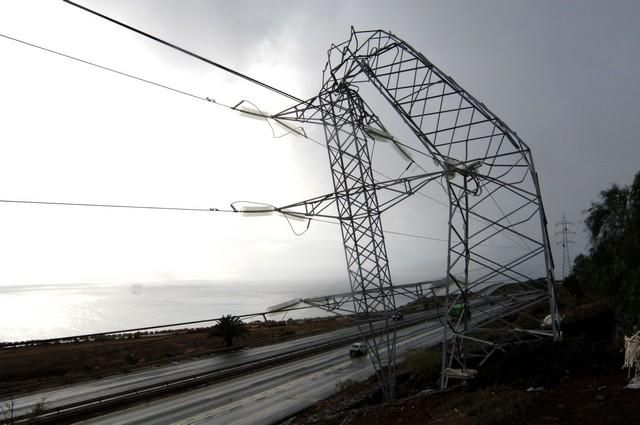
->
[276,28,561,394]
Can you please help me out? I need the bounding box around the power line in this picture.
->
[0,33,448,236]
[0,32,524,251]
[0,31,430,168]
[307,215,523,249]
[0,198,215,213]
[0,196,492,246]
[60,1,433,167]
[385,229,448,242]
[0,30,443,202]
[307,215,449,242]
[0,32,223,106]
[0,30,426,171]
[0,197,460,244]
[63,0,303,104]
[0,31,324,149]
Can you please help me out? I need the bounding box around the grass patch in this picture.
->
[404,348,442,382]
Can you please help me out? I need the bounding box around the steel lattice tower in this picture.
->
[319,84,398,399]
[274,28,561,396]
[57,1,561,401]
[555,214,575,280]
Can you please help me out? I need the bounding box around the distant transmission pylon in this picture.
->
[555,214,575,280]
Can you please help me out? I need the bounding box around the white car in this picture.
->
[349,342,368,357]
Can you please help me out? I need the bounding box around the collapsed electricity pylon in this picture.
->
[273,28,561,395]
[275,85,430,400]
[318,85,398,399]
[60,0,560,401]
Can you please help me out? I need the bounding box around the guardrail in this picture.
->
[13,314,436,424]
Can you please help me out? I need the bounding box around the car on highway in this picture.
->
[449,302,471,320]
[349,342,368,357]
[391,311,404,321]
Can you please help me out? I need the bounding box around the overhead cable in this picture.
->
[0,197,524,249]
[0,31,431,182]
[0,33,523,249]
[0,198,216,213]
[0,32,218,106]
[0,33,447,214]
[63,0,303,103]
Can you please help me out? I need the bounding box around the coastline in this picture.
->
[0,315,352,397]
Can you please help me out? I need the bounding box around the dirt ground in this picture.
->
[0,316,352,397]
[289,365,638,425]
[284,300,640,425]
[327,373,638,425]
[4,294,639,424]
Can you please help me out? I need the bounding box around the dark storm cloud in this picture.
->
[83,0,640,262]
[89,1,335,73]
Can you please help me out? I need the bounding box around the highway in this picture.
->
[4,311,432,420]
[6,295,540,423]
[81,299,521,425]
[81,320,444,425]
[76,300,540,425]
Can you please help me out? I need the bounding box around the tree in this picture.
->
[567,171,640,333]
[208,315,248,347]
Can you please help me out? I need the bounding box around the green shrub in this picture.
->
[404,349,442,382]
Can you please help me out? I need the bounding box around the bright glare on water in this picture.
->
[0,281,342,342]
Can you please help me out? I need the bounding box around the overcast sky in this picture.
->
[0,0,638,291]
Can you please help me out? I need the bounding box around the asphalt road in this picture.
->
[80,319,444,425]
[80,299,521,425]
[4,311,427,418]
[7,295,539,423]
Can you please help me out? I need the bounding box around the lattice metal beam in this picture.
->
[57,1,559,399]
[315,83,397,400]
[274,28,560,395]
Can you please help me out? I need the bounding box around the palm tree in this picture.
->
[208,315,248,347]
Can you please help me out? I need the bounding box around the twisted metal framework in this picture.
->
[273,28,561,395]
[57,1,558,399]
[267,279,448,316]
[318,84,399,398]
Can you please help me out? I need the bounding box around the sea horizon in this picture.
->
[0,279,347,342]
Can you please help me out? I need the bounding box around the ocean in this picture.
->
[0,280,345,342]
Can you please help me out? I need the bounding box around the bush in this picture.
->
[404,349,442,382]
[335,379,357,392]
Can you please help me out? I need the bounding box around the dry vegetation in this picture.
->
[283,288,639,425]
[0,316,352,397]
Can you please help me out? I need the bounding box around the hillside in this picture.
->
[284,293,639,425]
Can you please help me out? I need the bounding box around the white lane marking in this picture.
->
[172,326,441,425]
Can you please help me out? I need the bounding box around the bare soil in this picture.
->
[284,299,640,425]
[4,293,638,425]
